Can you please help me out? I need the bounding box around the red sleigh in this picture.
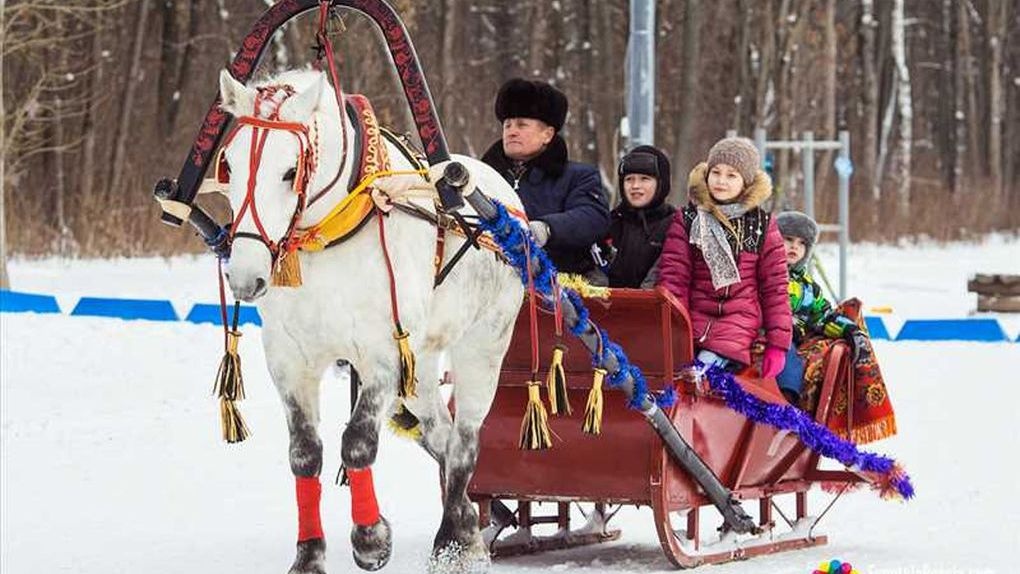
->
[468,288,865,567]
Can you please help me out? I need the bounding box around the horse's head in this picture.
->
[217,70,327,301]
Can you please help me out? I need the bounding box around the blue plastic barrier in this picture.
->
[185,303,263,327]
[71,297,178,322]
[864,316,891,340]
[0,290,61,313]
[896,318,1008,342]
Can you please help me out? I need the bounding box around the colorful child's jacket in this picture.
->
[789,266,856,344]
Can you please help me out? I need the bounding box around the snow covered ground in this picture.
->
[2,237,1019,573]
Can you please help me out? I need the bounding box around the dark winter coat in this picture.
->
[482,136,610,274]
[658,163,792,365]
[605,145,675,288]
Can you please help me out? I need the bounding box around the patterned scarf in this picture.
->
[690,203,749,290]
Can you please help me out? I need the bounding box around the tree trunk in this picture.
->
[671,0,701,203]
[815,0,837,200]
[987,0,1006,195]
[528,1,549,75]
[1,39,8,289]
[573,0,598,164]
[860,0,880,201]
[732,0,753,133]
[949,0,965,194]
[958,0,981,176]
[891,0,912,215]
[752,0,775,132]
[80,12,104,202]
[110,0,151,198]
[440,0,461,149]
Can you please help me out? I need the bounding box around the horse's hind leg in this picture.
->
[431,339,506,571]
[401,351,451,466]
[341,364,396,571]
[279,378,327,574]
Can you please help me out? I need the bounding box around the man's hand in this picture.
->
[529,220,551,247]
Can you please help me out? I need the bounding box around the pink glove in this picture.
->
[761,346,786,379]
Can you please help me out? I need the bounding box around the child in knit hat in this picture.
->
[658,137,792,377]
[775,211,871,405]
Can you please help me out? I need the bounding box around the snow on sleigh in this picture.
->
[469,287,912,567]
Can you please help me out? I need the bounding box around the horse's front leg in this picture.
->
[342,364,395,572]
[277,376,327,574]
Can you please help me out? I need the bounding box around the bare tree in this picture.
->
[987,0,1007,195]
[859,0,880,201]
[670,0,701,203]
[891,0,912,214]
[108,0,151,198]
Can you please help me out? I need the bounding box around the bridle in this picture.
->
[216,81,345,270]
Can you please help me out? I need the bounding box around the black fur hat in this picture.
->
[494,78,568,131]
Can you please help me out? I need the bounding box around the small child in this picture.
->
[775,211,870,405]
[658,137,792,376]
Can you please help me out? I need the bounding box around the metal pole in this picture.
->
[626,0,655,147]
[837,130,851,300]
[802,130,815,218]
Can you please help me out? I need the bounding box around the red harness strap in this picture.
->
[295,476,324,541]
[345,467,381,526]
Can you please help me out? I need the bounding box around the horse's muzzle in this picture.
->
[227,273,268,302]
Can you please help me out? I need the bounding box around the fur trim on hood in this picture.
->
[686,162,773,232]
[687,162,773,211]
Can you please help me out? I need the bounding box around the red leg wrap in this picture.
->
[347,467,381,526]
[295,476,324,541]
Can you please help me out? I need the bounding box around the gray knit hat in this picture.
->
[776,211,819,270]
[707,137,761,186]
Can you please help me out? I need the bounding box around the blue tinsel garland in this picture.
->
[699,361,914,500]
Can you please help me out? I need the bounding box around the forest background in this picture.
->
[2,0,1018,289]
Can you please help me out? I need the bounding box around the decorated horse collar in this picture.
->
[294,94,409,252]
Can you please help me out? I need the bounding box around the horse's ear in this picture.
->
[279,74,324,123]
[219,69,255,116]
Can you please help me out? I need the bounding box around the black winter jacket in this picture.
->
[482,136,610,274]
[605,202,676,287]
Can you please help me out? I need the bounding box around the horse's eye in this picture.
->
[283,167,297,182]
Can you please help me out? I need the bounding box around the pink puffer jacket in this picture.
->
[658,163,792,366]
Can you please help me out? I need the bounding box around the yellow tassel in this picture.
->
[271,250,303,287]
[545,344,571,415]
[519,381,552,450]
[387,400,423,440]
[582,368,607,436]
[395,329,417,398]
[213,330,249,443]
[219,397,250,443]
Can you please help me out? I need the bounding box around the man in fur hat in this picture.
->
[482,78,610,275]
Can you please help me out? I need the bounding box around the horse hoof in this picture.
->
[428,541,491,574]
[351,516,392,571]
[288,538,326,574]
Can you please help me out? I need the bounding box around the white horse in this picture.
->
[217,68,524,573]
